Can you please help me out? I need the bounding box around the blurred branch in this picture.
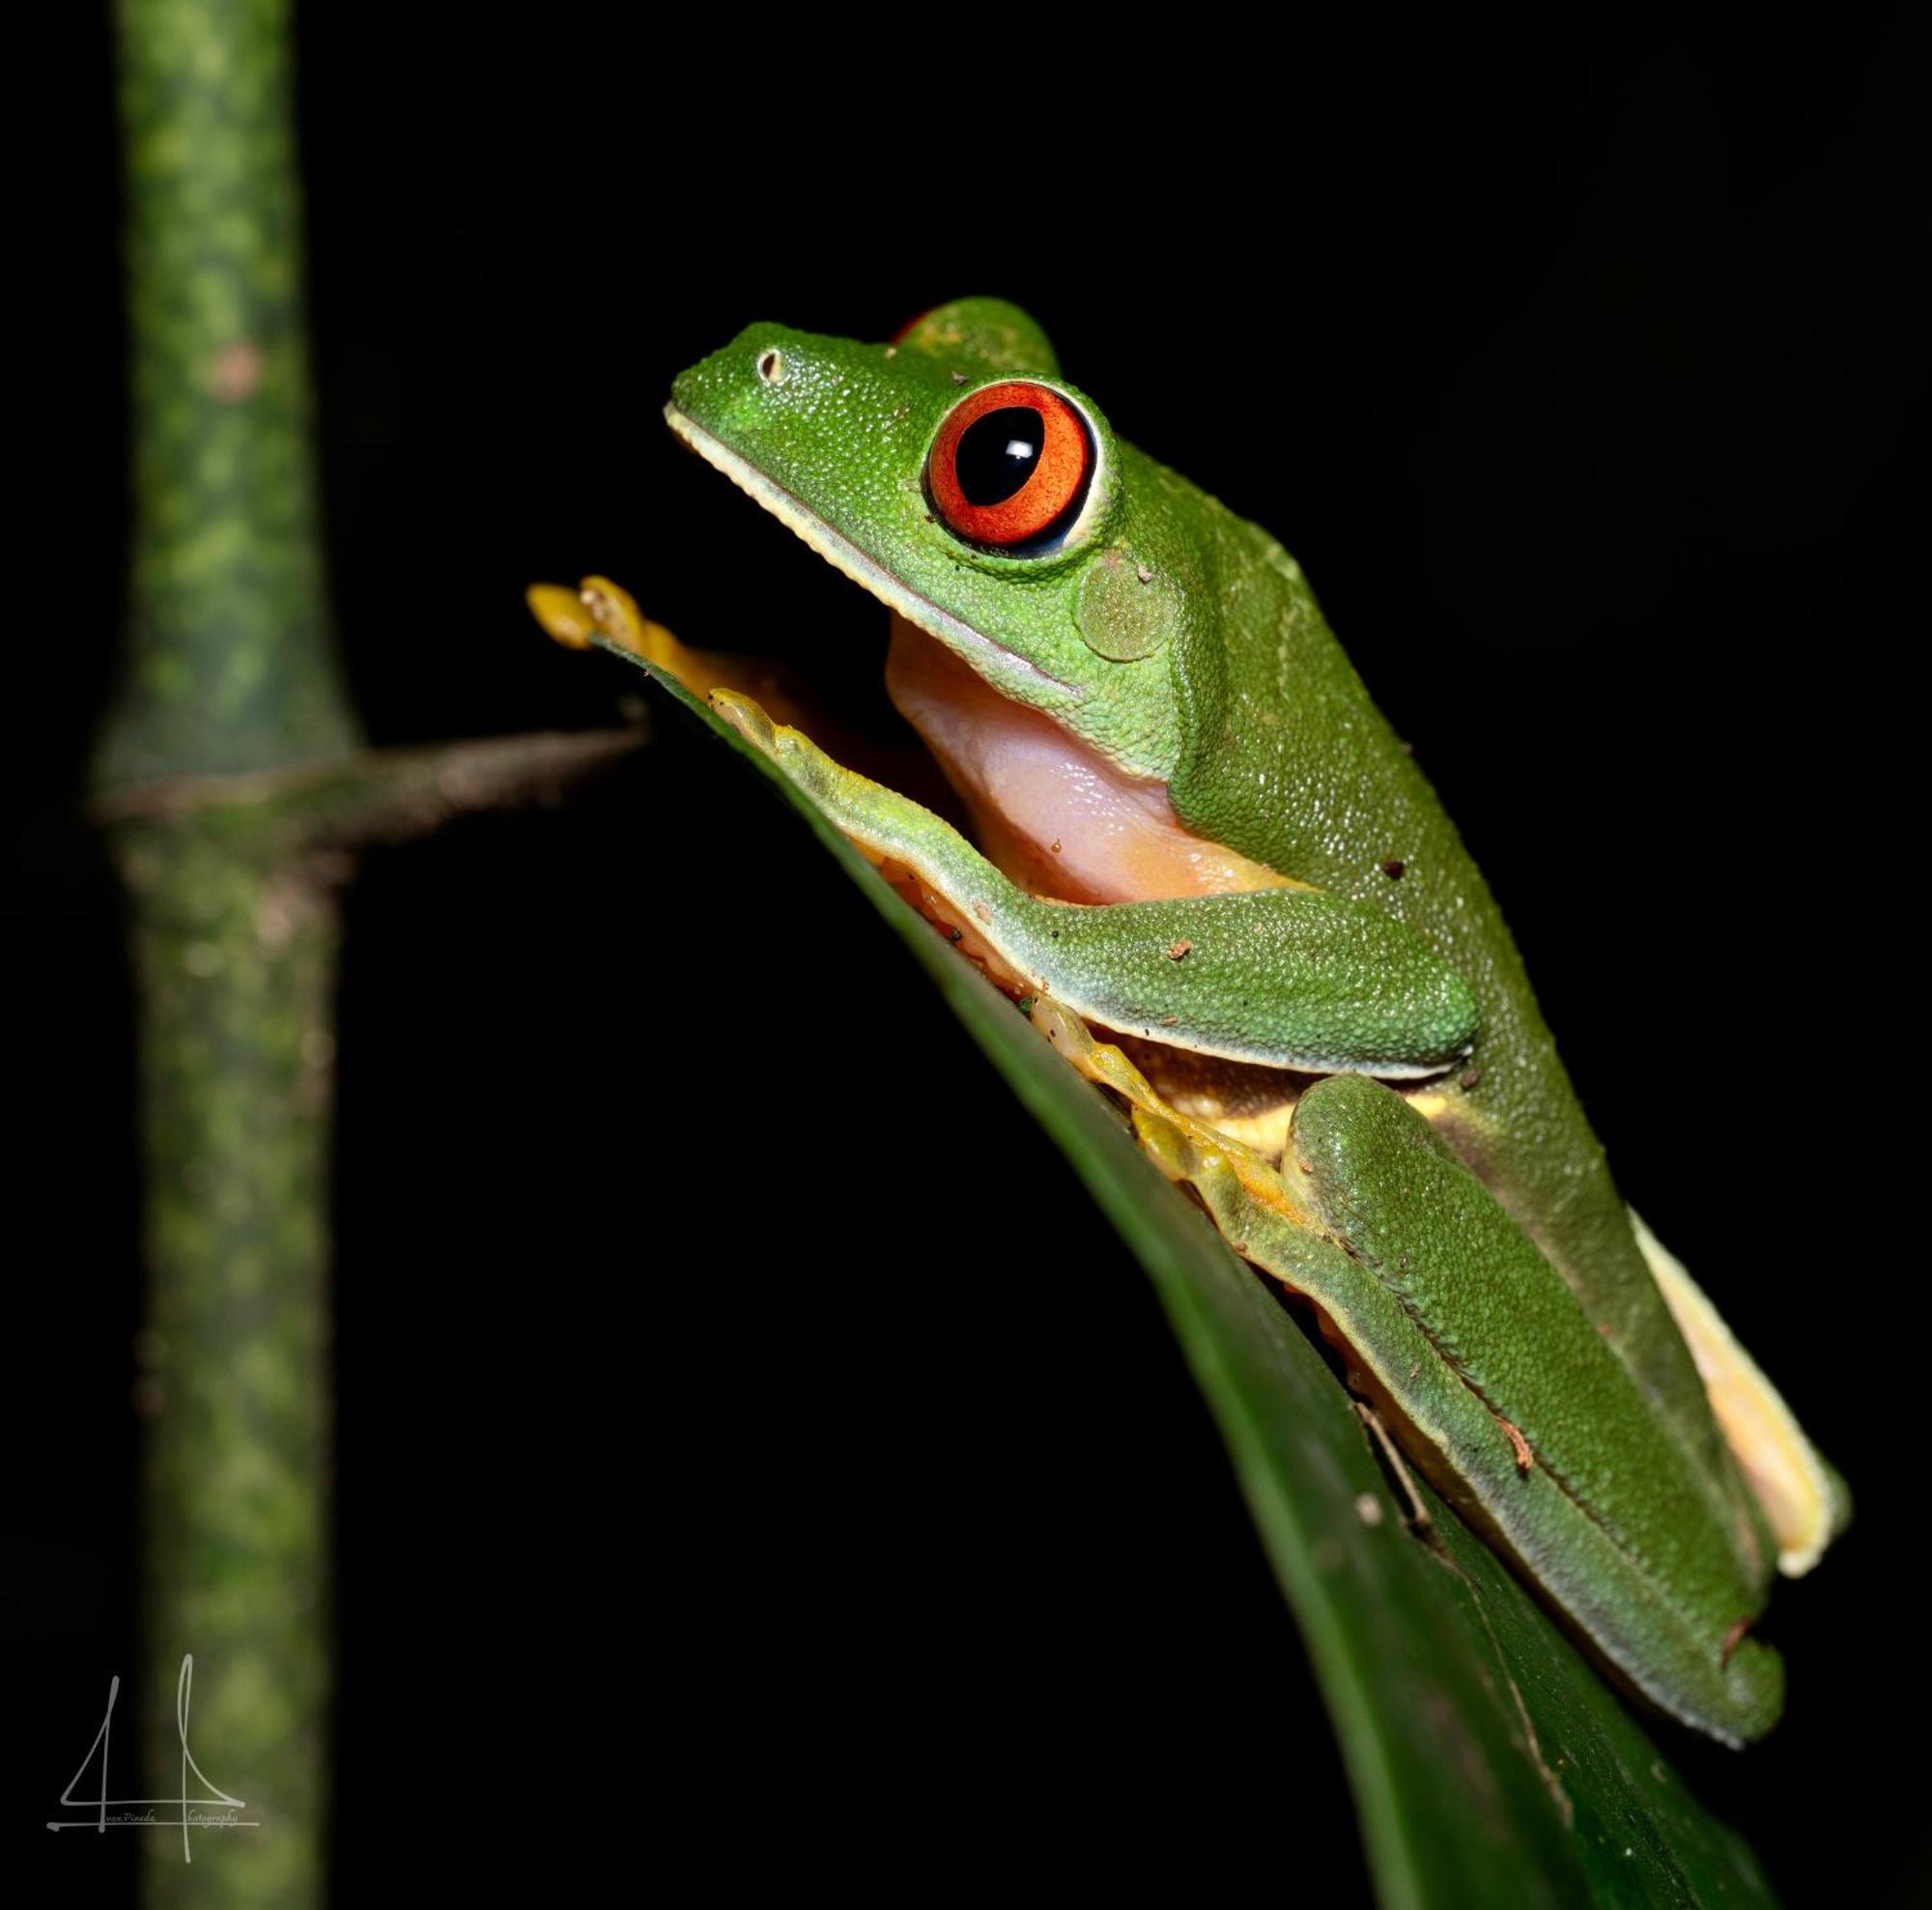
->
[97,727,643,841]
[100,4,635,1902]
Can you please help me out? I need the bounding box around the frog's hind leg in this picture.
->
[1629,1212,1851,1576]
[1030,1009,1784,1745]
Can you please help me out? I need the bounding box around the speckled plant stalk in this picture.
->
[99,6,353,1902]
[117,824,339,1909]
[98,5,633,1901]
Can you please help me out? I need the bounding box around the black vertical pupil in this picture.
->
[954,406,1045,505]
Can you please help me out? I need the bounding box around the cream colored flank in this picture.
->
[1632,1211,1846,1575]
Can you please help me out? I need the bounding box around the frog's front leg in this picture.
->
[533,581,1465,1078]
[706,688,1478,1080]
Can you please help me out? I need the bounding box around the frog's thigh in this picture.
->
[1171,1073,1784,1745]
[708,690,1479,1079]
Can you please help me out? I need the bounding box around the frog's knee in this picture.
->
[1293,1071,1427,1147]
[1289,1072,1449,1200]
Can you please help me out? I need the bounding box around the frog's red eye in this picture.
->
[927,382,1093,551]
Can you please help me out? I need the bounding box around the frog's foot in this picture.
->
[529,574,804,709]
[1112,1036,1311,1160]
[528,576,945,797]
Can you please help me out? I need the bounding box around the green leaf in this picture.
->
[616,651,1776,1909]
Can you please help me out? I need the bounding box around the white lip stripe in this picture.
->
[663,403,1076,697]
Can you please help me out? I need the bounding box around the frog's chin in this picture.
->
[664,403,1078,704]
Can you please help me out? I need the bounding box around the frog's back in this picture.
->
[1161,484,1771,1581]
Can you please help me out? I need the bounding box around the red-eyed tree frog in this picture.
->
[532,298,1847,1747]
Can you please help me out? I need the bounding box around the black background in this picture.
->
[13,6,1926,1902]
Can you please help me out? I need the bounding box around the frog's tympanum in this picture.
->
[533,299,1846,1746]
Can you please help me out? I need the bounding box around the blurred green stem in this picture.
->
[104,3,350,1901]
[100,4,635,1901]
[120,819,339,1907]
[106,0,357,794]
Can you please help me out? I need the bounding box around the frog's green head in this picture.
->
[666,299,1209,782]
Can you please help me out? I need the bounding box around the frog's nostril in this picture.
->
[755,348,786,386]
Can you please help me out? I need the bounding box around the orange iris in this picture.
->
[927,382,1091,549]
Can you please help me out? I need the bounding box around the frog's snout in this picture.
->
[667,322,805,442]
